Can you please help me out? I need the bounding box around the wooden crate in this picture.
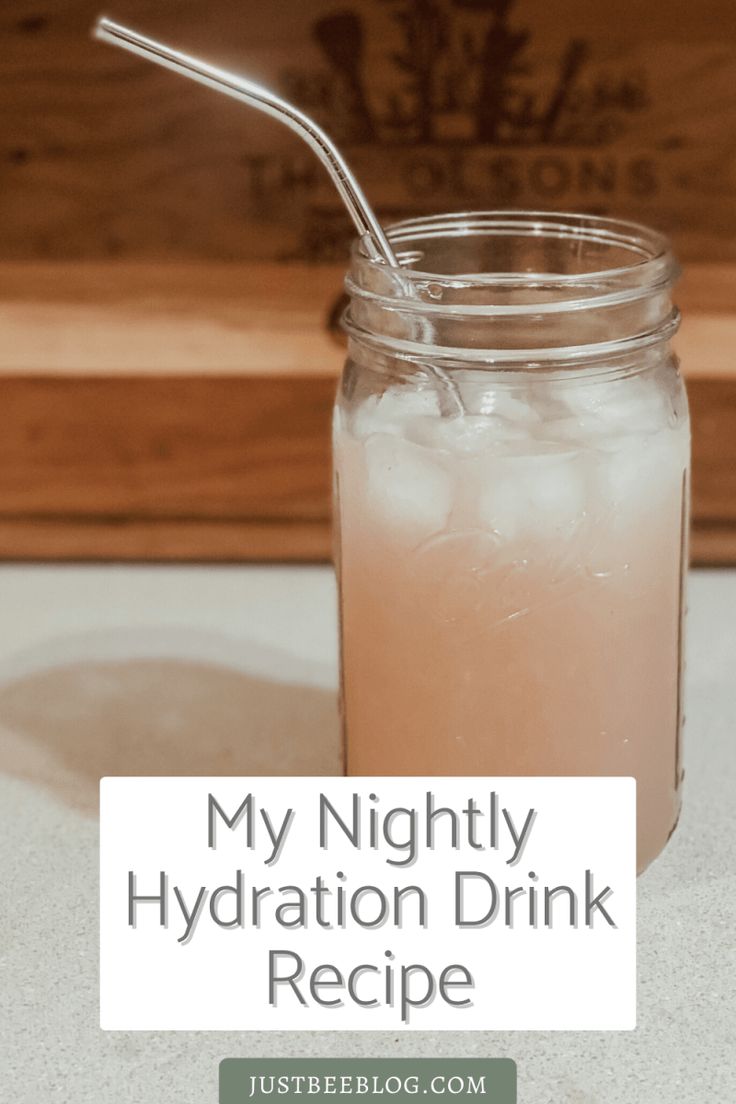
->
[0,261,733,563]
[4,1,736,265]
[1,1,735,560]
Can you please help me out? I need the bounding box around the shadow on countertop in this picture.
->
[0,653,341,814]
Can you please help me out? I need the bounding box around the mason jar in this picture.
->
[333,211,689,872]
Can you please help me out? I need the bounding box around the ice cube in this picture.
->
[549,414,602,445]
[346,395,381,440]
[600,428,686,511]
[409,413,528,454]
[453,375,542,422]
[600,439,645,507]
[477,389,542,425]
[363,432,453,534]
[350,388,441,440]
[559,376,666,436]
[379,387,442,426]
[478,450,586,543]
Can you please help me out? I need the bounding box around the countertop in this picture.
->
[0,564,734,1103]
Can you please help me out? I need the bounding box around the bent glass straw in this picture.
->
[93,16,465,415]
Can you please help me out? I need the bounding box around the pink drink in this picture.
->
[335,371,689,872]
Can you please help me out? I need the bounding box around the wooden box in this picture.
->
[1,0,735,562]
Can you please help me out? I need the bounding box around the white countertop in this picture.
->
[1,564,734,1102]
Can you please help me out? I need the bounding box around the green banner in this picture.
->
[220,1059,516,1104]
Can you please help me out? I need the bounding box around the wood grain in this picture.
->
[0,374,335,518]
[0,260,732,377]
[0,518,332,562]
[1,3,734,560]
[0,263,344,376]
[0,260,732,562]
[690,526,736,567]
[1,1,735,262]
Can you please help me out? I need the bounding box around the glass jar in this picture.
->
[333,211,689,872]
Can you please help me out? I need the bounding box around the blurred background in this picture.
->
[1,0,735,562]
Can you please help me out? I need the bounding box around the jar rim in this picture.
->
[344,210,680,363]
[350,210,679,309]
[375,206,675,268]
